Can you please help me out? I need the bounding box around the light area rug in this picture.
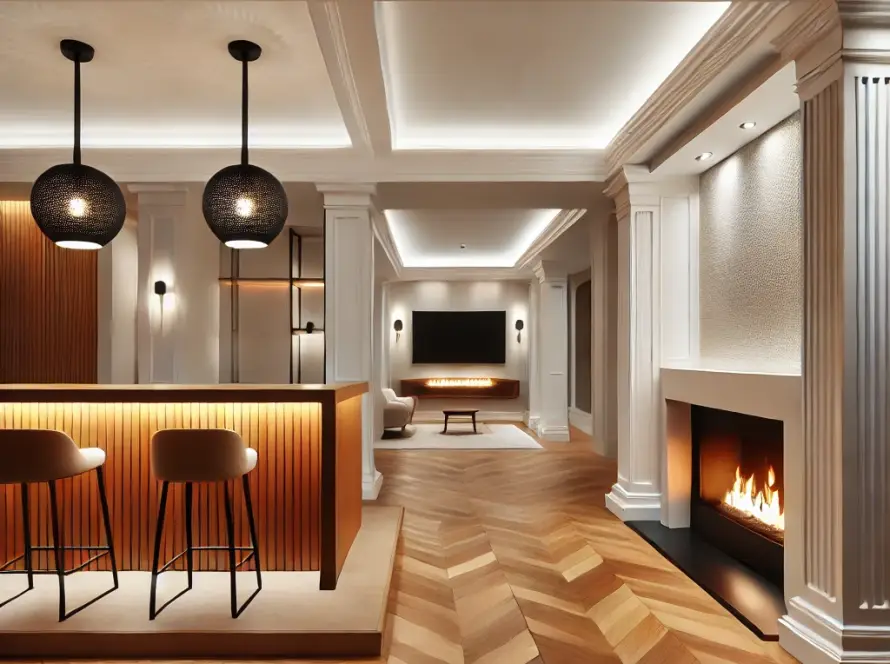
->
[375,423,543,450]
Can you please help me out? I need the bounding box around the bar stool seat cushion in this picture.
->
[151,428,257,482]
[0,429,106,483]
[244,447,258,474]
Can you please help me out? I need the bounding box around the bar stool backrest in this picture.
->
[0,429,86,483]
[152,428,249,482]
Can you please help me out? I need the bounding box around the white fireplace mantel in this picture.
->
[660,362,803,613]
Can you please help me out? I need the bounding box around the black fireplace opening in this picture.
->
[691,405,784,587]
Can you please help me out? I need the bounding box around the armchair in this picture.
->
[382,388,418,431]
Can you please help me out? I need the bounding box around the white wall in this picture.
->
[97,219,138,383]
[699,113,802,368]
[387,280,529,417]
[134,185,219,385]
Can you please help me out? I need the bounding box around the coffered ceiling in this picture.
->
[377,0,728,150]
[0,0,809,277]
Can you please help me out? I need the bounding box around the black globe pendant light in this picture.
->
[30,40,126,250]
[202,40,288,249]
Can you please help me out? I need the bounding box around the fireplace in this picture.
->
[692,405,784,587]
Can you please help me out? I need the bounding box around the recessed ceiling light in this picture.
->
[696,152,714,162]
[739,121,757,130]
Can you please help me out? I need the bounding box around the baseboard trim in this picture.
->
[538,424,570,442]
[605,483,661,521]
[780,596,890,663]
[569,407,593,435]
[363,471,384,501]
[416,410,524,422]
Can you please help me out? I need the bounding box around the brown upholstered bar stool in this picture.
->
[149,428,261,619]
[0,430,118,621]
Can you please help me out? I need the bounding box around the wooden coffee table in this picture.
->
[442,409,480,434]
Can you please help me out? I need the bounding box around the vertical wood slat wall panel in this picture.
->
[0,201,97,384]
[0,402,322,572]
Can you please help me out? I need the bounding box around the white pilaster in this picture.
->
[525,280,541,430]
[603,168,698,522]
[532,261,569,441]
[129,184,220,385]
[779,6,890,662]
[319,183,382,500]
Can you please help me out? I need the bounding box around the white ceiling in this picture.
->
[376,0,728,150]
[384,208,563,268]
[654,63,799,176]
[0,1,349,148]
[0,0,802,280]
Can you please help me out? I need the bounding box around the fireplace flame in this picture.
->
[425,378,494,388]
[723,466,784,531]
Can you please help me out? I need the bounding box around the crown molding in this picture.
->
[604,1,787,178]
[372,209,403,277]
[533,260,568,283]
[604,165,698,220]
[515,208,586,270]
[0,148,607,184]
[317,182,377,208]
[396,267,527,282]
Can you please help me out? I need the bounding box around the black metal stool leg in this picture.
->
[184,482,193,590]
[222,480,237,618]
[48,480,65,622]
[149,481,170,620]
[95,466,118,588]
[20,483,33,590]
[242,474,262,590]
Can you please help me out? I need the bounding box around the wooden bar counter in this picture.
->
[0,382,367,590]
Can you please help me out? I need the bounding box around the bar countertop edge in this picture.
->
[0,382,370,403]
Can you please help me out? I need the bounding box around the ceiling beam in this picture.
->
[648,52,787,173]
[0,148,606,183]
[308,0,393,155]
[604,1,788,176]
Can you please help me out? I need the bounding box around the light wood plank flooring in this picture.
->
[15,426,798,664]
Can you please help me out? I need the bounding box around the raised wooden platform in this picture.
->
[0,506,401,658]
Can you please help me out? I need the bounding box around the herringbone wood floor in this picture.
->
[368,426,799,664]
[22,426,798,664]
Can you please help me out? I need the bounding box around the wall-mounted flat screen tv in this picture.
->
[412,311,506,364]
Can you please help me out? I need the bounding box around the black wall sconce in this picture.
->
[515,319,524,343]
[154,280,168,330]
[394,319,403,342]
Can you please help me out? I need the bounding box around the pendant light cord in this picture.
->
[73,57,81,165]
[241,58,248,166]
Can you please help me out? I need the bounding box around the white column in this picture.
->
[526,280,541,430]
[532,261,569,441]
[779,7,890,661]
[129,184,220,385]
[603,168,697,522]
[319,184,382,500]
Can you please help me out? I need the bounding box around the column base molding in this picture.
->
[363,470,384,501]
[605,483,661,521]
[526,414,540,430]
[780,596,890,664]
[537,424,570,442]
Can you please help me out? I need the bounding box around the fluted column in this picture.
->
[779,5,890,661]
[603,168,698,522]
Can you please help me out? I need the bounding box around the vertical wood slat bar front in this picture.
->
[0,401,324,572]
